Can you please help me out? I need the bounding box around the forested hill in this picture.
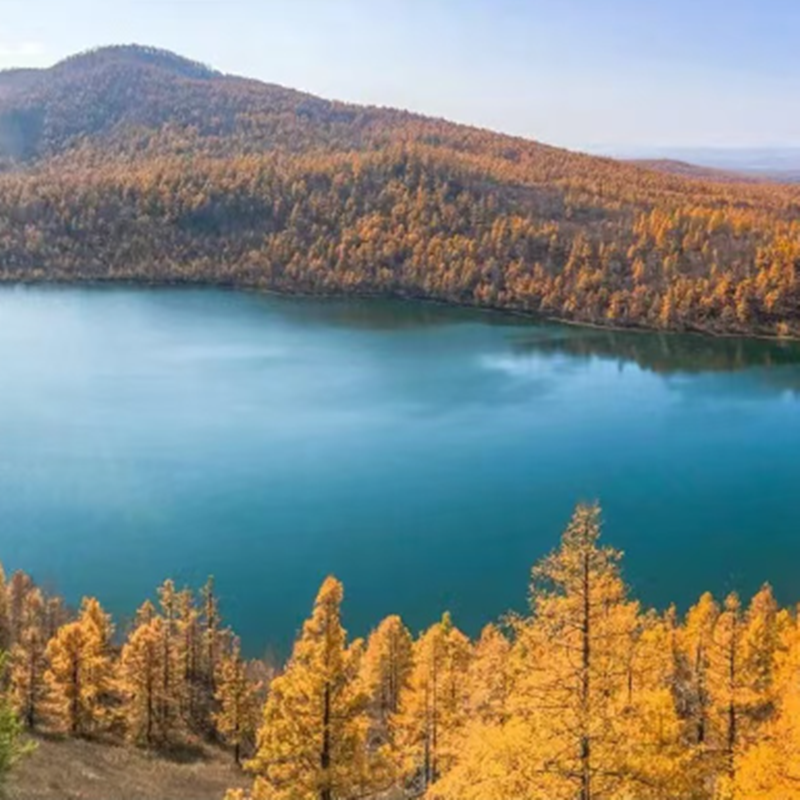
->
[0,45,798,338]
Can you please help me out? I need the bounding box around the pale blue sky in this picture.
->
[2,0,800,151]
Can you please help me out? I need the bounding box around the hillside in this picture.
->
[0,45,798,338]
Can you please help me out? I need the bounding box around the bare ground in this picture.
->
[6,735,251,800]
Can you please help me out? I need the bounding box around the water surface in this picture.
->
[2,287,799,655]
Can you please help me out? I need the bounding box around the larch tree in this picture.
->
[156,579,185,736]
[678,591,720,752]
[707,593,746,798]
[201,577,221,693]
[393,613,471,793]
[177,587,202,727]
[431,505,649,800]
[134,599,157,629]
[740,584,786,731]
[248,576,382,800]
[360,615,413,742]
[524,502,641,800]
[707,585,790,800]
[426,624,518,800]
[9,587,48,730]
[735,623,800,799]
[615,609,688,797]
[119,615,173,747]
[214,640,261,765]
[7,572,34,650]
[43,596,69,643]
[44,597,114,736]
[466,623,511,725]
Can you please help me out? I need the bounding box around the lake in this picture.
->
[2,286,799,656]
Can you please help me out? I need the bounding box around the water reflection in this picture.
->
[510,327,800,394]
[252,295,519,332]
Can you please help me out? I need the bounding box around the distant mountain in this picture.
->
[625,159,761,183]
[612,147,800,183]
[0,45,798,339]
[661,147,800,174]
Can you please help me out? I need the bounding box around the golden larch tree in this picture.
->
[176,587,202,726]
[735,620,800,799]
[214,640,261,765]
[44,597,114,735]
[679,591,720,752]
[156,579,186,736]
[393,612,471,793]
[7,572,34,649]
[523,502,640,800]
[248,576,382,800]
[360,615,413,740]
[119,614,175,747]
[466,623,511,725]
[9,587,48,730]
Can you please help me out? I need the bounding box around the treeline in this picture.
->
[1,47,799,338]
[4,505,800,799]
[0,569,264,763]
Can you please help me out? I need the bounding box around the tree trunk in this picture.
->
[71,655,81,735]
[727,623,738,789]
[580,551,592,800]
[320,680,332,800]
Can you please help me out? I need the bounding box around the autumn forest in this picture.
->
[0,46,798,339]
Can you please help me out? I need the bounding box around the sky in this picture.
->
[2,0,800,152]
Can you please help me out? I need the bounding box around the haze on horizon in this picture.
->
[2,0,800,155]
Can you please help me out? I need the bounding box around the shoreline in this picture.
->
[1,275,798,345]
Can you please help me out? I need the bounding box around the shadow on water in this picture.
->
[251,293,527,332]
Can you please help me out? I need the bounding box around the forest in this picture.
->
[0,46,799,339]
[2,503,800,800]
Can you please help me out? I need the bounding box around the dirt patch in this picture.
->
[7,735,250,800]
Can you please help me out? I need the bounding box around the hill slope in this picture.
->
[0,45,798,338]
[7,736,249,800]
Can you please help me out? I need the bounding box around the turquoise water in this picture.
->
[2,286,799,656]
